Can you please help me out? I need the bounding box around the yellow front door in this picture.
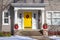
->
[24,11,32,29]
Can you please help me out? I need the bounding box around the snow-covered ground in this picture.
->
[49,35,60,40]
[0,35,37,40]
[1,35,60,40]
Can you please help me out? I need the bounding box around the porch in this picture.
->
[14,7,45,30]
[10,3,46,35]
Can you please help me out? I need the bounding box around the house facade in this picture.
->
[1,0,60,35]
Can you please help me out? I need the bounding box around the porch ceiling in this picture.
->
[11,3,47,7]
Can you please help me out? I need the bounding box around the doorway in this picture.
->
[24,11,32,29]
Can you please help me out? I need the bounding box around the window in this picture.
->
[34,13,36,18]
[4,18,9,23]
[46,11,60,25]
[2,10,10,25]
[19,14,22,18]
[41,0,44,3]
[33,0,35,3]
[19,0,25,3]
[33,0,44,3]
[15,0,26,3]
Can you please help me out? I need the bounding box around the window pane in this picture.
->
[4,19,9,23]
[4,12,8,17]
[19,14,22,18]
[34,0,42,3]
[46,12,52,18]
[34,13,36,18]
[46,18,51,25]
[52,12,60,18]
[52,19,60,25]
[18,0,25,3]
[41,0,44,3]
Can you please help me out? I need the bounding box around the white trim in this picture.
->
[14,10,18,24]
[17,11,23,29]
[46,11,60,12]
[14,7,45,10]
[2,10,10,25]
[23,12,24,29]
[46,11,60,14]
[32,11,38,29]
[14,10,18,30]
[22,12,24,29]
[41,10,45,29]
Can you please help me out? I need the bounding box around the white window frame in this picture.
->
[46,11,60,25]
[2,10,10,25]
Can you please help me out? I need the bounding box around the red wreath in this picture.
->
[43,23,48,29]
[14,24,18,29]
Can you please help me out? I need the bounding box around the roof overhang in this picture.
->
[11,3,47,7]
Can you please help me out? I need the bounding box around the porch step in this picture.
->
[14,30,43,36]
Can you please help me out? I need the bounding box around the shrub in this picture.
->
[0,32,11,37]
[0,32,4,37]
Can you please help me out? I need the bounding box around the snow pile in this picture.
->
[0,35,37,40]
[49,35,60,40]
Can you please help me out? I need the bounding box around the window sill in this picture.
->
[2,23,10,25]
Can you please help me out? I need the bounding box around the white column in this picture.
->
[14,10,18,24]
[41,10,44,29]
[32,11,38,30]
